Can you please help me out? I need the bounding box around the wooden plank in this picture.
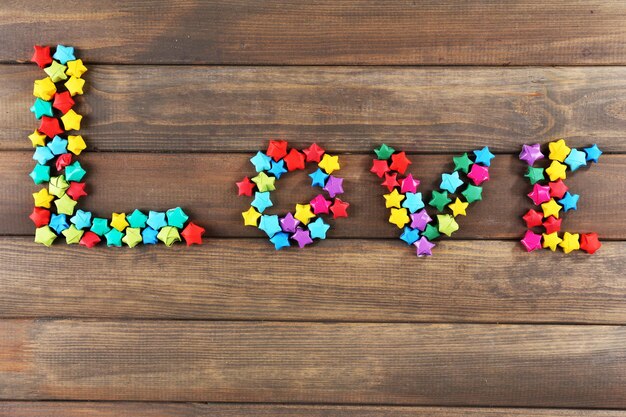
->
[0,238,624,323]
[2,152,624,239]
[0,320,625,406]
[2,1,626,65]
[2,402,626,417]
[4,65,626,152]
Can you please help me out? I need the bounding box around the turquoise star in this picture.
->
[29,164,51,184]
[53,44,75,64]
[258,215,281,237]
[440,172,464,194]
[584,144,602,163]
[251,191,273,212]
[90,218,111,236]
[70,209,92,229]
[558,192,579,211]
[30,98,53,119]
[147,211,167,230]
[308,217,330,239]
[309,168,329,187]
[401,192,424,213]
[65,161,86,181]
[47,135,68,155]
[33,146,55,164]
[166,207,189,228]
[564,148,587,171]
[49,213,69,234]
[473,146,495,166]
[127,209,148,228]
[104,228,124,247]
[142,227,159,244]
[268,160,287,179]
[250,151,272,172]
[270,232,291,250]
[400,227,420,245]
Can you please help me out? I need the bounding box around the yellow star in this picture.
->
[541,198,562,219]
[448,197,469,217]
[122,227,143,248]
[33,77,57,100]
[33,188,55,208]
[437,214,459,237]
[294,203,316,225]
[251,172,276,192]
[559,232,580,254]
[545,160,567,181]
[67,135,87,155]
[54,194,77,215]
[242,207,261,226]
[62,224,84,244]
[35,226,57,247]
[60,109,82,131]
[389,207,409,228]
[110,213,129,231]
[65,76,85,96]
[29,130,47,147]
[383,189,405,208]
[542,232,562,251]
[66,59,88,78]
[548,139,571,162]
[44,60,68,83]
[318,154,340,174]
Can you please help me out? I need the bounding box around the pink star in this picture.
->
[527,183,551,206]
[520,230,542,252]
[310,194,332,214]
[467,164,490,185]
[400,173,420,193]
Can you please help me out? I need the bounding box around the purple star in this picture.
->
[519,143,544,166]
[323,175,344,198]
[410,209,431,231]
[280,212,300,233]
[414,236,435,257]
[291,227,313,248]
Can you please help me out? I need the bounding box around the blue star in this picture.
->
[53,44,75,64]
[401,192,424,213]
[142,227,159,244]
[33,146,55,165]
[250,151,272,172]
[268,160,287,179]
[251,191,273,212]
[258,215,281,238]
[270,232,291,250]
[127,209,148,228]
[47,135,68,155]
[564,148,587,172]
[146,211,167,230]
[308,217,330,239]
[473,146,495,166]
[309,168,329,187]
[400,227,420,245]
[440,172,464,194]
[584,144,602,163]
[70,209,92,229]
[49,214,69,234]
[558,192,579,212]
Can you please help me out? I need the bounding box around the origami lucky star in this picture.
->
[559,232,580,254]
[270,232,291,250]
[520,230,542,252]
[414,236,435,257]
[519,143,544,166]
[70,209,92,229]
[400,174,420,194]
[44,60,68,82]
[110,212,129,231]
[440,172,463,194]
[258,214,281,237]
[541,199,562,219]
[33,188,54,208]
[67,135,86,155]
[242,207,262,226]
[384,189,405,208]
[54,194,77,215]
[31,45,53,68]
[400,227,420,245]
[473,147,495,166]
[29,130,47,147]
[437,214,459,237]
[53,44,75,64]
[251,172,276,192]
[33,77,56,101]
[251,191,273,212]
[527,183,551,205]
[303,143,325,162]
[35,226,57,247]
[180,222,204,246]
[461,184,482,203]
[318,154,340,174]
[329,198,349,218]
[53,91,75,114]
[65,76,85,96]
[166,207,189,228]
[294,204,316,225]
[127,209,148,228]
[402,192,424,213]
[62,224,84,244]
[309,168,329,187]
[323,175,344,198]
[60,109,82,131]
[410,209,431,231]
[542,232,562,251]
[389,207,410,228]
[467,164,489,185]
[157,226,181,247]
[283,149,306,171]
[548,139,571,162]
[65,59,88,78]
[558,192,579,212]
[448,198,469,217]
[525,166,545,185]
[310,194,332,214]
[584,144,602,163]
[236,177,255,196]
[280,212,300,232]
[308,217,331,239]
[563,148,587,172]
[429,190,451,211]
[90,218,111,236]
[30,98,53,119]
[268,160,288,179]
[291,227,313,248]
[374,144,395,160]
[122,227,143,248]
[370,159,390,178]
[105,228,124,247]
[390,151,411,174]
[453,153,473,173]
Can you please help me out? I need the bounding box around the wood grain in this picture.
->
[0,238,624,323]
[4,65,626,152]
[2,1,626,65]
[2,152,624,238]
[1,320,625,407]
[2,402,626,417]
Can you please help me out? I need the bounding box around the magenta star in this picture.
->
[520,230,542,252]
[527,183,551,206]
[410,209,431,231]
[519,143,544,166]
[291,227,313,248]
[414,236,435,257]
[323,175,344,198]
[400,173,420,194]
[467,164,489,185]
[310,194,332,214]
[280,212,300,233]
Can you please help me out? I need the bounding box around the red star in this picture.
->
[370,159,390,178]
[66,182,88,200]
[53,91,75,114]
[542,216,562,234]
[283,148,305,171]
[39,116,63,138]
[303,143,325,162]
[29,207,51,227]
[266,140,288,161]
[549,179,568,199]
[522,209,543,228]
[55,153,73,171]
[79,231,101,248]
[390,151,411,174]
[381,172,399,192]
[236,177,255,196]
[181,222,205,246]
[31,45,52,68]
[330,198,349,218]
[580,233,601,254]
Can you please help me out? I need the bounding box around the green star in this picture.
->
[374,144,395,160]
[54,194,77,215]
[525,166,545,185]
[35,225,57,247]
[429,190,451,211]
[44,60,68,82]
[61,224,84,244]
[127,209,148,228]
[48,175,69,197]
[453,153,473,174]
[166,207,189,228]
[122,227,143,248]
[462,184,483,203]
[421,224,440,241]
[251,172,276,192]
[157,226,181,247]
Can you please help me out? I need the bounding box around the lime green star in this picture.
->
[462,184,483,203]
[35,225,57,247]
[157,226,181,247]
[251,172,276,192]
[374,144,395,160]
[429,190,451,211]
[54,194,78,215]
[48,175,69,197]
[437,214,459,237]
[62,224,84,244]
[453,153,473,173]
[44,60,68,82]
[122,227,143,248]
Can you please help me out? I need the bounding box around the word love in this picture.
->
[28,45,205,247]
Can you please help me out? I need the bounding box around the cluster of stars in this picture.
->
[519,140,602,254]
[371,144,494,256]
[29,45,204,247]
[237,140,349,249]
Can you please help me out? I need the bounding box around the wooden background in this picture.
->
[1,1,625,415]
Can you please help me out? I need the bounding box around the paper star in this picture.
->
[542,216,562,234]
[467,164,489,186]
[284,149,306,171]
[251,172,276,192]
[558,192,579,212]
[437,214,459,237]
[527,183,551,205]
[270,232,291,250]
[548,139,571,162]
[309,168,329,187]
[429,190,451,211]
[389,207,410,228]
[65,161,86,182]
[308,217,331,239]
[30,98,53,119]
[559,232,580,254]
[251,191,273,212]
[384,189,405,208]
[39,116,63,138]
[110,212,129,231]
[453,153,473,173]
[473,146,495,166]
[310,194,332,214]
[31,45,52,68]
[584,144,602,163]
[399,227,420,245]
[47,135,68,155]
[49,175,69,197]
[79,231,101,248]
[70,209,92,229]
[421,224,440,241]
[29,130,47,147]
[522,209,544,228]
[105,228,124,247]
[548,179,568,199]
[280,212,300,232]
[56,153,73,171]
[400,174,420,194]
[65,76,85,96]
[291,228,313,248]
[541,198,562,219]
[29,164,50,184]
[545,160,567,181]
[53,44,75,64]
[90,218,111,236]
[52,91,75,114]
[258,214,281,237]
[303,143,325,162]
[35,226,57,247]
[390,151,411,174]
[323,175,344,197]
[33,77,56,101]
[440,171,463,194]
[65,59,88,78]
[44,60,68,82]
[294,204,316,225]
[147,211,167,230]
[29,207,51,227]
[519,143,544,166]
[525,166,545,185]
[62,224,84,244]
[580,233,601,254]
[564,148,587,171]
[142,227,159,244]
[66,181,88,201]
[414,236,435,257]
[370,159,390,178]
[374,144,395,160]
[520,230,542,252]
[127,209,148,228]
[242,207,261,226]
[318,153,340,174]
[49,214,69,234]
[54,194,77,215]
[67,135,87,155]
[122,227,143,248]
[330,198,349,218]
[461,184,483,203]
[33,188,55,208]
[157,226,181,247]
[381,172,399,192]
[410,209,431,231]
[236,177,256,196]
[402,192,424,213]
[61,109,82,131]
[448,198,469,216]
[268,160,288,179]
[266,140,288,161]
[542,232,562,251]
[166,207,189,228]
